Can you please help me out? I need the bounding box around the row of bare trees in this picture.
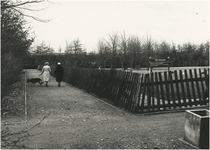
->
[32,33,209,70]
[96,32,209,69]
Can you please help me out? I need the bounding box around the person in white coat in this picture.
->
[39,62,51,87]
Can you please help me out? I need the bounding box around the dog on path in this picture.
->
[27,78,43,86]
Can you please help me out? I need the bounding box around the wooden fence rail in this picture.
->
[39,65,209,114]
[135,68,209,113]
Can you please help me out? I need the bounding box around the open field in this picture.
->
[130,66,209,74]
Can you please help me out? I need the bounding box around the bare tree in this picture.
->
[128,35,143,68]
[119,32,129,69]
[65,40,74,54]
[71,39,84,67]
[106,32,119,69]
[143,35,154,58]
[1,0,44,10]
[33,41,54,55]
[1,0,51,23]
[97,39,106,68]
[155,41,171,58]
[97,38,112,68]
[142,35,154,68]
[71,39,83,55]
[64,39,84,67]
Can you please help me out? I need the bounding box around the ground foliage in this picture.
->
[1,73,25,119]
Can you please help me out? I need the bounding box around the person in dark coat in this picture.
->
[54,61,64,87]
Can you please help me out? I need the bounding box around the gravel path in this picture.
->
[1,69,194,149]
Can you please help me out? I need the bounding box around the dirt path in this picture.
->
[2,69,194,149]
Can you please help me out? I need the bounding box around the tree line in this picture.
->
[1,0,43,98]
[32,32,209,69]
[96,32,209,69]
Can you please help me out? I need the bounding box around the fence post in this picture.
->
[194,69,202,105]
[135,74,144,113]
[184,70,192,107]
[154,72,161,111]
[168,71,176,108]
[158,72,166,110]
[189,69,198,106]
[174,70,182,108]
[199,69,206,105]
[140,74,148,113]
[167,57,170,73]
[147,73,151,112]
[164,72,171,109]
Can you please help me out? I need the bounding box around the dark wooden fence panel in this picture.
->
[134,68,209,113]
[40,66,208,114]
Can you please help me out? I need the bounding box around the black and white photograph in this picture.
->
[1,0,209,149]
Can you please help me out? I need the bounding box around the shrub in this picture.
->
[1,52,22,99]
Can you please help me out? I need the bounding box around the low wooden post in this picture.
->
[166,57,170,73]
[148,57,153,73]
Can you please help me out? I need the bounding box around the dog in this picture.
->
[27,78,43,86]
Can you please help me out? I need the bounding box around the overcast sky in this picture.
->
[26,0,209,52]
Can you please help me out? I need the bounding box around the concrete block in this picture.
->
[184,109,209,149]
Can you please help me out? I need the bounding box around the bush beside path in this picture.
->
[1,69,194,149]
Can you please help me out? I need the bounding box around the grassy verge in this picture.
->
[1,72,26,122]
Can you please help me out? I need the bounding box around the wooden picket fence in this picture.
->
[135,69,209,113]
[39,65,209,114]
